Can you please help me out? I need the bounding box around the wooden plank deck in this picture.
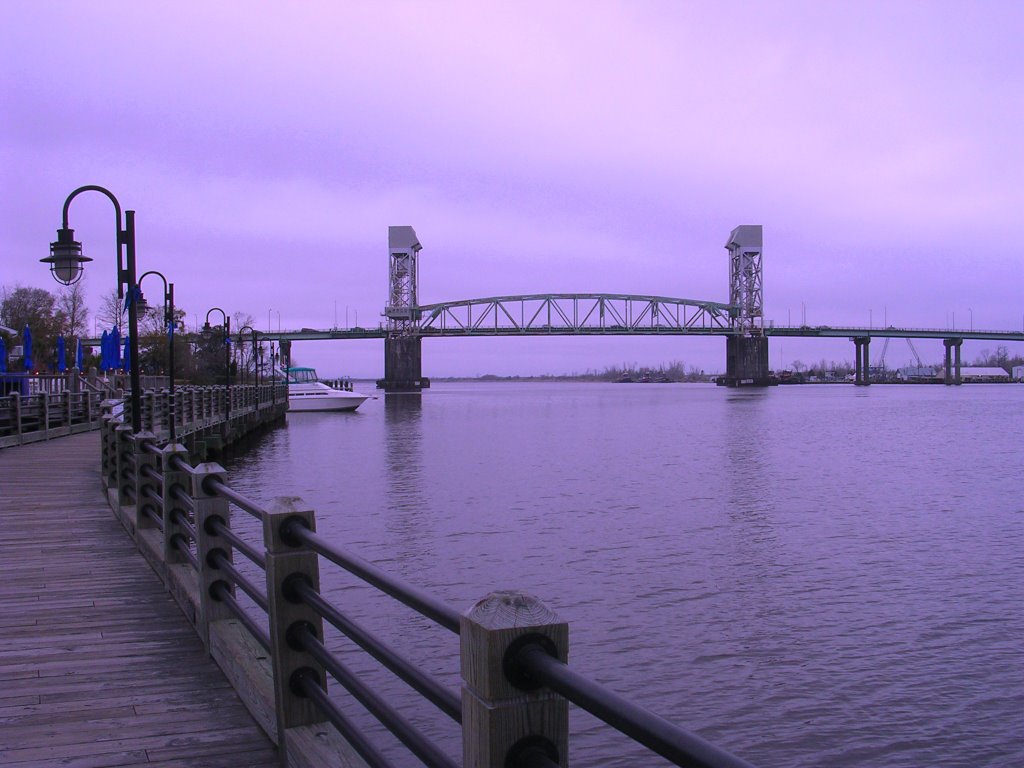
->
[0,432,280,767]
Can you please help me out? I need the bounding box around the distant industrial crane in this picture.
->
[878,336,925,373]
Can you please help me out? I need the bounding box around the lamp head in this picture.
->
[42,227,92,285]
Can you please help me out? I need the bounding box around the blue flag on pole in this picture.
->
[110,326,121,369]
[23,325,32,371]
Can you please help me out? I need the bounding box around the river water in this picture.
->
[226,382,1024,767]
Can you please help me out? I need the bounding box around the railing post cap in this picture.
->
[464,590,561,630]
[187,461,227,497]
[267,496,314,517]
[189,461,226,475]
[264,496,316,552]
[461,591,567,702]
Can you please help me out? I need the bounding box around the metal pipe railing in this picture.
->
[207,516,266,568]
[171,509,196,541]
[283,520,461,633]
[171,534,198,570]
[294,625,458,768]
[209,550,268,613]
[204,476,267,520]
[169,483,195,511]
[293,578,461,723]
[211,580,270,652]
[294,671,393,768]
[514,644,756,768]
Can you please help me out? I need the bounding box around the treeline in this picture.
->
[475,360,711,382]
[1,283,268,385]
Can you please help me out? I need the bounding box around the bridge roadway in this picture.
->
[0,432,279,768]
[252,324,1024,342]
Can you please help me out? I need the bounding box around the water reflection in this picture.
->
[382,394,431,567]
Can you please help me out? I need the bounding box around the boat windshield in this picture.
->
[287,368,319,383]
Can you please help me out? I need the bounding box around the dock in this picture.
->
[0,432,279,767]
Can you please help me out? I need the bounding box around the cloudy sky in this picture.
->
[2,1,1022,376]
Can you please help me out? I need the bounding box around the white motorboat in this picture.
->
[286,367,368,412]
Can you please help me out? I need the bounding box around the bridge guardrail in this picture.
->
[101,420,758,768]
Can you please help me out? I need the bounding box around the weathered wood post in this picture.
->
[113,422,135,531]
[41,393,51,438]
[61,390,72,432]
[461,591,569,767]
[188,461,232,652]
[11,392,21,444]
[160,444,191,564]
[142,390,156,432]
[263,497,328,748]
[99,407,117,492]
[132,431,160,534]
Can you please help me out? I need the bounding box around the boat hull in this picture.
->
[288,392,367,412]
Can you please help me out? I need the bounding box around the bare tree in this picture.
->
[55,280,90,338]
[95,289,124,334]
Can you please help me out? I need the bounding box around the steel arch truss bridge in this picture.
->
[414,294,735,337]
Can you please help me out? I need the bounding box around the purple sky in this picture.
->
[3,2,1022,376]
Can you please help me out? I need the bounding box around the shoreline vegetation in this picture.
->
[433,361,713,384]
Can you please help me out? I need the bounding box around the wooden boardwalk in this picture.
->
[0,432,280,768]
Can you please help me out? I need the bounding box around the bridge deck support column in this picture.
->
[378,335,430,392]
[722,335,771,387]
[854,337,871,386]
[944,338,963,385]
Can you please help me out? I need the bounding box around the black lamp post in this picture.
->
[203,308,230,420]
[43,186,142,433]
[138,271,176,441]
[269,341,276,404]
[237,325,260,392]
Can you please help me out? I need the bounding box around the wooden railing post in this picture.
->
[114,423,136,532]
[161,444,191,565]
[263,497,328,746]
[188,461,232,652]
[161,443,198,626]
[461,591,569,768]
[11,392,21,444]
[99,407,118,492]
[143,391,156,432]
[132,431,160,533]
[41,393,51,438]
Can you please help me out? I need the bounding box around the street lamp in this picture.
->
[138,270,177,440]
[203,308,230,420]
[237,325,260,391]
[43,186,142,433]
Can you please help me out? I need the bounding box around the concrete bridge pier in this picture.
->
[943,338,963,385]
[378,335,430,391]
[853,337,871,386]
[723,335,771,387]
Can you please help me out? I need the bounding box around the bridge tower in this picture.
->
[378,225,430,391]
[722,224,771,387]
